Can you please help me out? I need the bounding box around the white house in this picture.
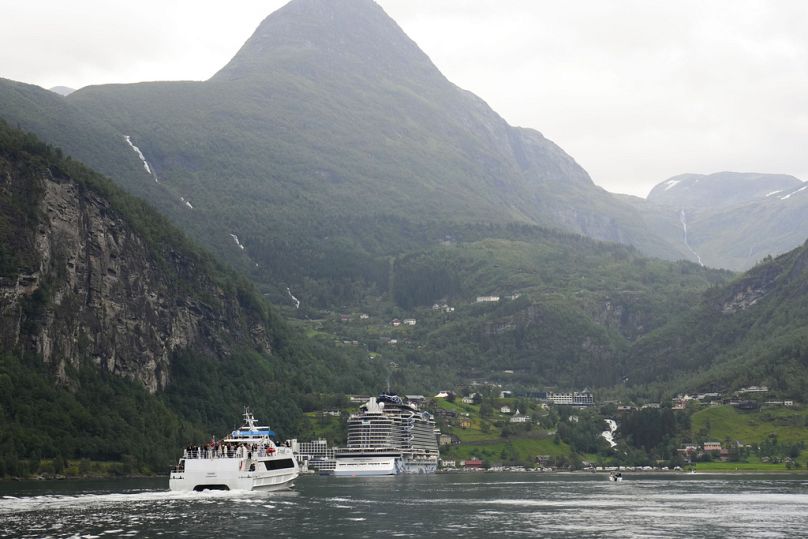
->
[476,296,500,303]
[500,405,512,414]
[509,409,530,423]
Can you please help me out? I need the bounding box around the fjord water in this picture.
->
[2,474,807,538]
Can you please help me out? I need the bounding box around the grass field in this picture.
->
[690,405,808,445]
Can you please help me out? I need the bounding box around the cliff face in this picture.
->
[0,137,271,393]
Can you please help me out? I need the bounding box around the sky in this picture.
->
[1,0,806,197]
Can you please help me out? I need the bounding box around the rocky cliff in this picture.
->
[0,125,272,393]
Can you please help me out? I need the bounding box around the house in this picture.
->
[460,418,472,429]
[509,409,530,423]
[463,458,483,469]
[506,293,521,300]
[704,442,722,452]
[405,395,426,405]
[677,445,698,456]
[438,433,460,445]
[671,395,693,410]
[500,390,513,398]
[439,459,457,468]
[476,296,500,303]
[402,318,417,326]
[535,455,552,466]
[617,405,635,412]
[500,405,512,414]
[434,391,450,398]
[731,400,759,410]
[391,319,401,327]
[359,313,369,320]
[641,403,661,409]
[339,314,351,322]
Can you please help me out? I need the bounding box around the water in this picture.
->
[1,473,807,538]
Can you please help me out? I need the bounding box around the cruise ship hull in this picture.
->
[333,455,402,476]
[333,454,437,476]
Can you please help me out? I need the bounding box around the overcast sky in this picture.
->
[1,0,806,197]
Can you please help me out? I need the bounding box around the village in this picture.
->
[292,384,806,474]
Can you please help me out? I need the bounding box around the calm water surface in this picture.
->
[1,473,807,538]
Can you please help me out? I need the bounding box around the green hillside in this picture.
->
[53,0,680,306]
[0,121,385,477]
[627,239,808,397]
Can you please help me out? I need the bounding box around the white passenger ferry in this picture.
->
[169,409,299,491]
[333,394,439,476]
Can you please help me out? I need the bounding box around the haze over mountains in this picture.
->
[1,0,808,474]
[628,172,808,270]
[8,0,692,300]
[2,0,804,285]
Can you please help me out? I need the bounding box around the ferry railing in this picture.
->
[181,445,287,460]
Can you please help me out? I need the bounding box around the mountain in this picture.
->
[0,122,382,474]
[48,86,76,97]
[46,0,681,305]
[626,238,808,397]
[360,230,730,389]
[647,172,804,210]
[626,172,808,270]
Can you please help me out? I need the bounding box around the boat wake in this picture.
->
[0,488,295,515]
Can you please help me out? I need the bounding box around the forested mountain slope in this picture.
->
[0,122,382,474]
[58,0,680,304]
[626,239,808,396]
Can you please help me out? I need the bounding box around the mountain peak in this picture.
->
[647,171,804,210]
[212,0,438,83]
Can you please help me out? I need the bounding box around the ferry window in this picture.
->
[265,459,295,471]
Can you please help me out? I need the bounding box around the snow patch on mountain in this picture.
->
[780,185,807,200]
[663,179,681,191]
[765,190,783,197]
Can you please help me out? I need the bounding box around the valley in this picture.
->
[0,0,807,479]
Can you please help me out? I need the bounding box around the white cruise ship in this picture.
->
[333,394,439,476]
[169,409,299,491]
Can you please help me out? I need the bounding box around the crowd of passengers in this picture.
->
[183,441,279,459]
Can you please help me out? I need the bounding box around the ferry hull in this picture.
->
[169,456,298,491]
